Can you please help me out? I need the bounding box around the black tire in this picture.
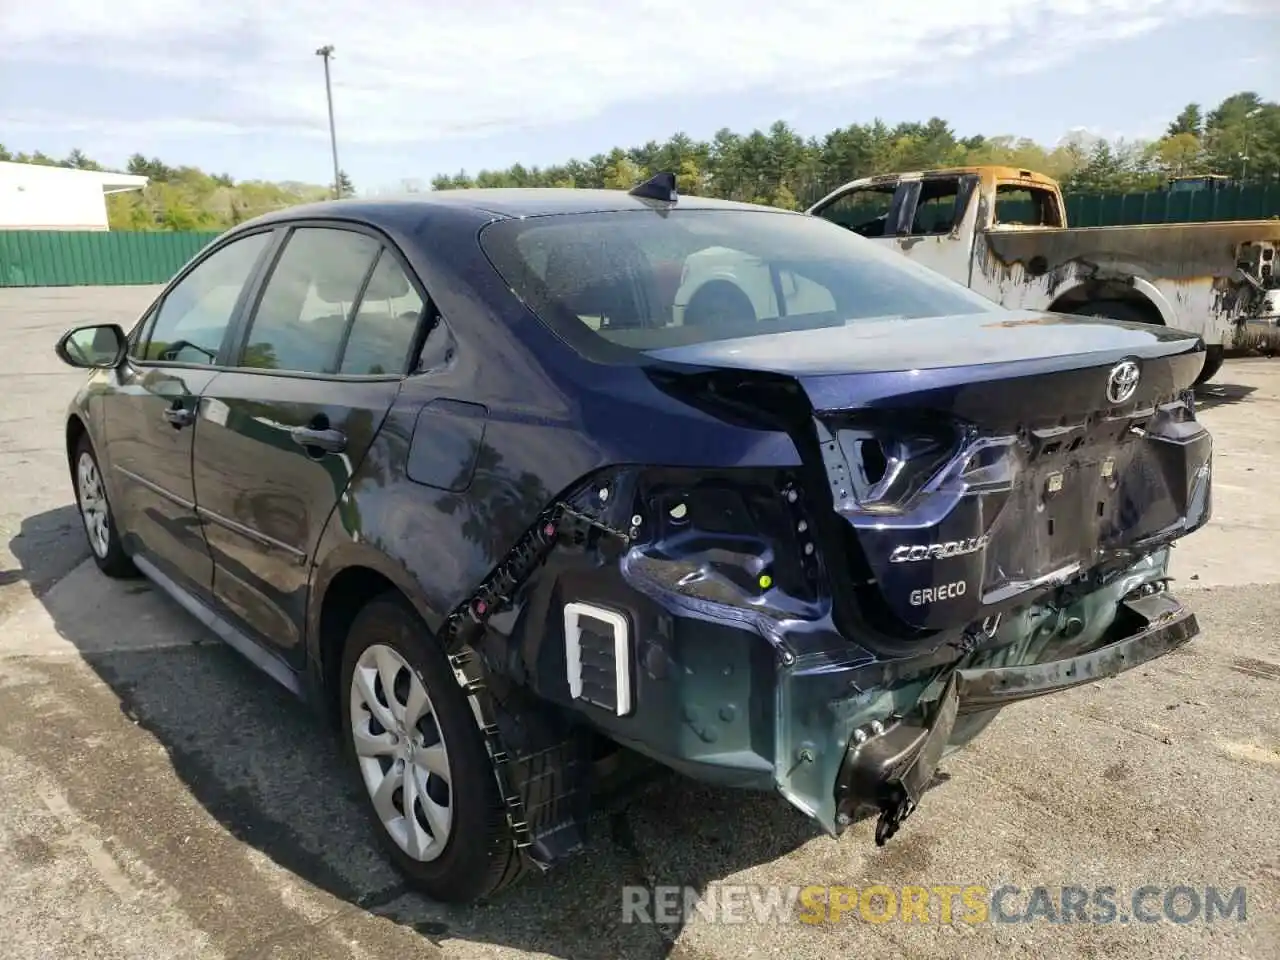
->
[339,592,526,904]
[1071,301,1225,386]
[71,433,138,579]
[1195,344,1225,386]
[1067,299,1152,326]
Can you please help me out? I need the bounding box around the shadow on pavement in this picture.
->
[1194,381,1257,411]
[9,507,833,960]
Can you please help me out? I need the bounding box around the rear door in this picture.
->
[191,223,427,665]
[105,229,276,596]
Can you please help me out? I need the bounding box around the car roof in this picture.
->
[241,188,789,232]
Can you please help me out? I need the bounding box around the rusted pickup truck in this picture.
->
[807,166,1280,383]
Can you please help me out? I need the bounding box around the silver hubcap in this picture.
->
[77,451,111,559]
[349,644,453,861]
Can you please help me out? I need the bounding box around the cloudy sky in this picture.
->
[1,1,1276,191]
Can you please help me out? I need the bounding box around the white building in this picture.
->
[0,161,149,231]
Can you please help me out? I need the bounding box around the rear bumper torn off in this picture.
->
[953,590,1194,710]
[831,589,1197,843]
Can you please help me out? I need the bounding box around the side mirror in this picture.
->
[55,323,128,370]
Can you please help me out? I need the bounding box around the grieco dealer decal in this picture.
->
[910,580,967,606]
[889,535,990,564]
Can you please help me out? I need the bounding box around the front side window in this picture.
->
[140,231,271,364]
[479,208,1006,360]
[240,227,381,373]
[813,185,896,237]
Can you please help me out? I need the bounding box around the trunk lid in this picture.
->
[648,310,1213,635]
[643,309,1203,391]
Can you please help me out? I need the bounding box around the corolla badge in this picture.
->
[889,535,990,563]
[1106,360,1141,404]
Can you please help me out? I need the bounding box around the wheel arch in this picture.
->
[307,547,449,727]
[1047,276,1173,326]
[65,413,88,471]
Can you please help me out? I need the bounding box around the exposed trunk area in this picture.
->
[646,318,1212,654]
[805,346,1212,641]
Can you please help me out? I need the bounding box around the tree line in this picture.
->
[430,92,1278,207]
[2,90,1274,230]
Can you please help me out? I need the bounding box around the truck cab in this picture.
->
[808,165,1280,384]
[807,166,1065,291]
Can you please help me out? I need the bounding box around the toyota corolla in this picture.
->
[54,173,1213,904]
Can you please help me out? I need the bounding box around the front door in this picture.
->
[891,175,980,285]
[106,229,275,595]
[810,180,904,249]
[192,225,427,664]
[810,175,980,287]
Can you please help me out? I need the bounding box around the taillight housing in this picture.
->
[562,466,828,619]
[816,413,963,515]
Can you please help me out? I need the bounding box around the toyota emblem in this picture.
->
[1106,360,1140,404]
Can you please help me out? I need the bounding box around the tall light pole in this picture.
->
[315,44,342,198]
[1241,106,1263,182]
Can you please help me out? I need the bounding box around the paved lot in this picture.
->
[1,286,1277,960]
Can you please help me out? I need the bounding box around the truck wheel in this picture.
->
[1070,300,1222,385]
[1195,345,1225,385]
[1067,299,1151,326]
[339,592,527,904]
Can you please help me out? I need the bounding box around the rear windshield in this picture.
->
[477,208,1005,359]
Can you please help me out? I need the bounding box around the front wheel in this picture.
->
[72,434,137,578]
[339,593,526,903]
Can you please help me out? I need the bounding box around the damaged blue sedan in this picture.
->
[54,173,1212,904]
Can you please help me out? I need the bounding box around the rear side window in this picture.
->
[339,251,425,375]
[241,228,380,373]
[993,184,1063,228]
[479,208,1005,360]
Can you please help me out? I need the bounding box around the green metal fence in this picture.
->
[1064,183,1280,227]
[958,183,1280,227]
[3,183,1279,288]
[0,230,220,288]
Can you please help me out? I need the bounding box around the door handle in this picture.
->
[290,427,347,454]
[163,406,195,428]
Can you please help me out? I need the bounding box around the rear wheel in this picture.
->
[339,593,526,903]
[1196,345,1225,385]
[1067,299,1152,327]
[1070,300,1222,385]
[72,434,137,578]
